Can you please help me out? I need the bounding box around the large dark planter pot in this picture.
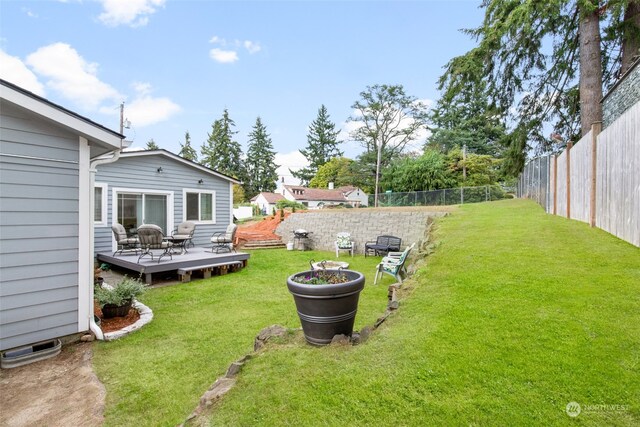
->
[102,300,132,319]
[287,269,365,346]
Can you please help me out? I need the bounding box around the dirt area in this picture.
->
[236,211,294,242]
[0,342,105,427]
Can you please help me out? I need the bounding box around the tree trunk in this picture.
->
[579,4,604,136]
[620,0,640,76]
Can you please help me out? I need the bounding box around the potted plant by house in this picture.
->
[95,277,146,319]
[287,263,365,346]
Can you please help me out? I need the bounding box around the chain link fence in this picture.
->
[369,185,511,207]
[517,155,552,212]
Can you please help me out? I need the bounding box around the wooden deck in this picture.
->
[96,247,250,284]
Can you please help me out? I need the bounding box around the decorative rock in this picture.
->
[374,311,390,328]
[200,378,236,407]
[350,332,361,345]
[360,326,372,342]
[254,324,288,351]
[80,334,95,342]
[388,300,400,311]
[225,362,243,378]
[330,334,350,346]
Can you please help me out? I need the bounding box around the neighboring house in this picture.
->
[0,79,123,352]
[282,185,348,209]
[250,191,285,214]
[338,186,369,207]
[94,149,240,255]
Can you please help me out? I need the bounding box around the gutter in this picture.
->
[87,142,126,340]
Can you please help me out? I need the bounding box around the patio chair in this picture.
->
[171,221,196,253]
[137,224,173,263]
[111,223,139,256]
[335,232,355,258]
[211,223,237,253]
[365,235,402,257]
[374,243,415,285]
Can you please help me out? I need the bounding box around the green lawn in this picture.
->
[93,249,389,426]
[94,200,640,426]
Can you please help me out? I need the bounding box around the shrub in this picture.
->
[95,277,146,308]
[276,199,306,210]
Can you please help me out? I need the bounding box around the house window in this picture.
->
[94,183,107,226]
[184,189,215,223]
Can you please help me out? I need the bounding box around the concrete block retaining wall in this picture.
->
[275,208,449,253]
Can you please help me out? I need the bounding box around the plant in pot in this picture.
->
[95,277,146,319]
[286,261,365,346]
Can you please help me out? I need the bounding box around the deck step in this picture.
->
[241,239,286,249]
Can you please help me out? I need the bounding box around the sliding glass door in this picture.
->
[115,191,171,235]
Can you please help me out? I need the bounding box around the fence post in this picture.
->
[566,141,572,219]
[590,122,601,227]
[461,187,464,204]
[553,155,558,215]
[485,185,488,201]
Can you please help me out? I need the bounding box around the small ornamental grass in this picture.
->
[291,269,349,285]
[95,276,146,308]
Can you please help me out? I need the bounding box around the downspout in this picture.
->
[88,146,123,340]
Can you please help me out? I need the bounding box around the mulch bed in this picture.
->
[94,301,140,333]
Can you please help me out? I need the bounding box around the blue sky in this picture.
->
[0,0,484,182]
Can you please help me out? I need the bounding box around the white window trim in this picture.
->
[183,188,216,224]
[94,182,108,227]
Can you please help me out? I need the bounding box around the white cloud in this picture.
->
[275,151,309,186]
[209,48,238,64]
[0,50,46,96]
[243,40,261,54]
[208,36,261,63]
[26,42,122,110]
[123,82,181,127]
[98,0,165,28]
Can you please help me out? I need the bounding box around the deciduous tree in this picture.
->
[348,84,428,206]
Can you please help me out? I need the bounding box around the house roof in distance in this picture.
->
[284,185,348,202]
[119,149,242,184]
[251,192,285,203]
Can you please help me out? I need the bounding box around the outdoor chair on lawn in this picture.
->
[335,232,355,258]
[374,242,415,285]
[365,235,402,257]
[111,223,139,256]
[171,221,196,254]
[137,224,173,263]
[211,223,237,253]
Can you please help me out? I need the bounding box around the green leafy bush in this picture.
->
[276,199,306,210]
[95,277,146,308]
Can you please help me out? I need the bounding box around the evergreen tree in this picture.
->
[178,131,198,162]
[426,82,507,157]
[245,117,278,197]
[200,109,246,180]
[291,105,343,186]
[438,0,640,174]
[146,139,159,150]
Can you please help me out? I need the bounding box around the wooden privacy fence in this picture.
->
[520,101,639,247]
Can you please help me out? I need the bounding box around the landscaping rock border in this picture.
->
[102,300,153,341]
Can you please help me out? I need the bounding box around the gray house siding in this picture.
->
[94,153,232,255]
[0,102,80,351]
